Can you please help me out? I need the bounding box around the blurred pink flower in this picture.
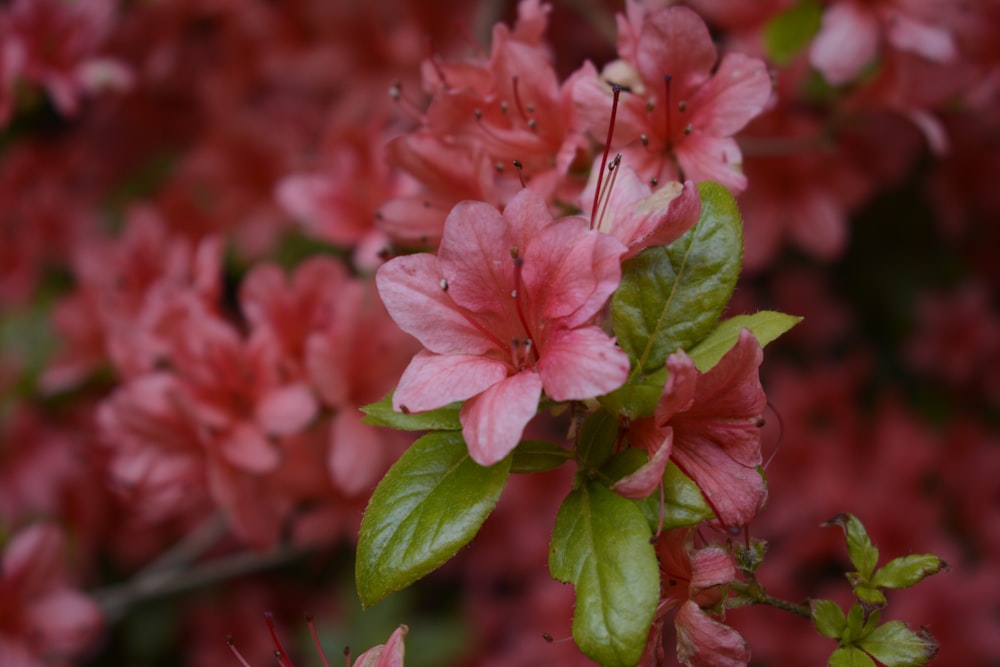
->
[0,524,103,667]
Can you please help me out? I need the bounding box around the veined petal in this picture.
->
[393,350,508,413]
[612,426,673,499]
[674,133,747,193]
[690,547,736,593]
[671,437,766,528]
[523,219,626,328]
[634,6,717,99]
[687,52,771,137]
[437,199,516,320]
[461,370,543,466]
[675,600,750,667]
[377,253,496,355]
[537,326,630,401]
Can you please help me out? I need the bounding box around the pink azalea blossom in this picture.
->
[377,188,630,465]
[639,527,748,667]
[615,330,766,528]
[574,3,771,192]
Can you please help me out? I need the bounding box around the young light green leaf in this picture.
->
[843,603,877,644]
[361,393,462,431]
[825,513,880,580]
[635,462,715,531]
[611,182,742,376]
[549,481,659,667]
[356,431,510,607]
[871,554,946,590]
[858,621,939,667]
[829,646,877,667]
[510,439,573,473]
[811,599,847,639]
[577,409,620,469]
[764,0,823,65]
[688,311,802,372]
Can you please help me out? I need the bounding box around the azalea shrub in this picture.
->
[1,0,997,666]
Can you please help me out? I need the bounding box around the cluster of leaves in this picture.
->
[811,514,945,667]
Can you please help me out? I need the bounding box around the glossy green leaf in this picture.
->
[635,462,715,531]
[549,481,659,667]
[829,647,877,667]
[598,373,665,420]
[872,554,946,590]
[361,392,462,431]
[825,513,879,580]
[764,0,822,66]
[688,311,802,372]
[577,409,620,469]
[510,439,573,473]
[858,621,938,667]
[611,182,742,376]
[811,599,847,639]
[600,447,650,485]
[356,431,510,607]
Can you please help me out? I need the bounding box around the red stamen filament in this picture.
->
[388,81,424,121]
[426,37,449,89]
[591,84,622,229]
[227,635,253,667]
[511,251,540,364]
[306,615,332,667]
[264,612,294,667]
[594,153,622,232]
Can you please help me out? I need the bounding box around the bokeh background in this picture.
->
[1,1,997,665]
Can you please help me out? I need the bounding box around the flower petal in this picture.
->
[219,422,281,473]
[377,253,496,355]
[537,326,630,401]
[810,3,880,85]
[687,52,771,137]
[461,370,543,465]
[612,426,673,499]
[633,6,717,99]
[328,410,385,497]
[394,350,508,413]
[675,600,751,667]
[256,383,318,436]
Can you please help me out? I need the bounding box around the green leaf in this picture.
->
[811,599,847,639]
[843,603,880,644]
[854,585,886,608]
[764,0,823,66]
[872,554,946,590]
[510,439,573,473]
[598,372,665,420]
[611,182,742,377]
[356,431,510,607]
[549,481,660,667]
[688,311,803,372]
[360,392,462,431]
[829,647,877,667]
[600,447,650,485]
[858,621,939,667]
[635,462,715,532]
[577,409,620,469]
[825,513,879,580]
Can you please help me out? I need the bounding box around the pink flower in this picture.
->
[574,4,771,192]
[0,524,103,667]
[810,0,958,86]
[639,528,748,667]
[377,188,630,465]
[614,330,766,528]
